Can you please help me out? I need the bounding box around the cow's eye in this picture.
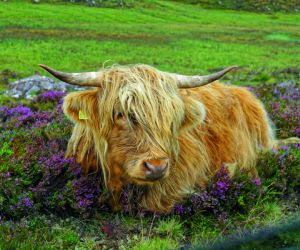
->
[114,111,125,121]
[116,112,124,119]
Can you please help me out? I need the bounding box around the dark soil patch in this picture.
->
[0,27,169,44]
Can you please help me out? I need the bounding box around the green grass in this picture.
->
[1,204,298,249]
[0,0,300,79]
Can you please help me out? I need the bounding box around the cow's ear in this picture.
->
[181,96,206,132]
[63,89,99,124]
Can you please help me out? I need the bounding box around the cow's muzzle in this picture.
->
[143,158,169,181]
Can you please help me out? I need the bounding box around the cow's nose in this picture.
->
[143,158,169,181]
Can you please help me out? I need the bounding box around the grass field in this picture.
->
[0,0,300,80]
[0,1,300,249]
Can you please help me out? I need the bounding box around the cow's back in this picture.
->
[179,82,274,177]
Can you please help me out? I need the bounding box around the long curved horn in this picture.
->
[38,64,101,87]
[173,66,238,88]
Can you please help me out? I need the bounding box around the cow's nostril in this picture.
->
[143,161,154,172]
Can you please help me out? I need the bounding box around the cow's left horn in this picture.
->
[174,66,238,88]
[38,64,101,86]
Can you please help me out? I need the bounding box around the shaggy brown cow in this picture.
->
[39,64,275,213]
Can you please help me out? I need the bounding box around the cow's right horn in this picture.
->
[173,66,238,88]
[38,64,101,87]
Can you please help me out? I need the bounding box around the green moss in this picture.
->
[134,237,178,250]
[157,218,184,240]
[0,142,13,157]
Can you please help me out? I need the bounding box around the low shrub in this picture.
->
[172,166,262,220]
[257,144,300,197]
[251,81,300,138]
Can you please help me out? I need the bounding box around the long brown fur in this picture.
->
[63,64,275,213]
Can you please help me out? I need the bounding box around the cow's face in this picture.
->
[105,69,206,185]
[107,106,173,184]
[106,97,206,184]
[41,64,234,185]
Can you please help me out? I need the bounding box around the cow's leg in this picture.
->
[107,164,124,212]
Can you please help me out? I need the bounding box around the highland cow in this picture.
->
[39,64,275,213]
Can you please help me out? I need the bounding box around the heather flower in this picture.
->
[16,111,54,128]
[172,164,263,218]
[251,82,299,137]
[251,178,262,187]
[0,105,33,119]
[0,104,56,129]
[36,91,65,103]
[17,196,34,209]
[72,176,100,210]
[173,204,186,215]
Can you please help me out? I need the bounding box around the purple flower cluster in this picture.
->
[16,195,34,209]
[173,166,262,218]
[17,110,54,128]
[36,91,65,103]
[0,104,54,128]
[0,92,102,219]
[0,135,101,219]
[251,178,262,187]
[190,166,231,212]
[250,81,300,137]
[259,143,300,196]
[40,150,73,175]
[0,105,33,117]
[72,176,100,210]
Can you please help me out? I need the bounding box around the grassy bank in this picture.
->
[0,1,300,80]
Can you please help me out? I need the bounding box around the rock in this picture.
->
[4,75,87,99]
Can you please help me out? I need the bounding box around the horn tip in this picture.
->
[228,65,238,70]
[38,64,55,74]
[224,65,239,73]
[38,64,48,70]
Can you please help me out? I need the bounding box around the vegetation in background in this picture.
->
[0,1,299,80]
[171,0,300,12]
[27,0,300,12]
